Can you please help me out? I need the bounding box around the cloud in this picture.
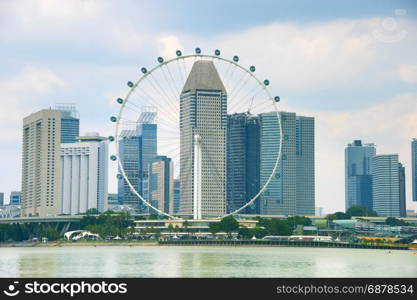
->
[1,0,417,212]
[297,93,417,213]
[206,19,416,97]
[0,66,66,201]
[399,64,417,84]
[0,68,65,136]
[157,35,184,58]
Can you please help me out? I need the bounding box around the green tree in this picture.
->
[385,217,408,226]
[219,216,239,233]
[346,205,378,217]
[286,216,312,228]
[237,226,251,239]
[209,222,221,235]
[167,224,174,233]
[249,226,267,238]
[79,214,99,229]
[85,208,99,215]
[149,213,159,220]
[255,217,269,228]
[183,221,190,232]
[326,212,351,220]
[41,226,60,241]
[266,219,292,236]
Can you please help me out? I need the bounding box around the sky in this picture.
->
[1,0,417,213]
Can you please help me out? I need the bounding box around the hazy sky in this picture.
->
[1,0,417,213]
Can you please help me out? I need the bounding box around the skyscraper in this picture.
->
[345,140,375,211]
[412,139,417,202]
[399,162,406,217]
[173,179,180,214]
[295,116,315,216]
[107,193,119,209]
[117,111,157,211]
[148,155,174,214]
[118,129,140,206]
[21,109,61,217]
[9,191,21,205]
[55,103,80,143]
[372,154,401,217]
[226,113,260,214]
[61,133,108,214]
[259,111,297,215]
[138,112,157,199]
[179,60,227,218]
[0,193,4,206]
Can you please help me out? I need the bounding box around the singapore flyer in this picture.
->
[110,48,282,220]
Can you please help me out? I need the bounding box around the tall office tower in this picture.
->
[295,116,315,216]
[55,103,80,143]
[412,139,417,202]
[179,60,227,218]
[0,193,4,206]
[399,162,406,217]
[137,111,157,201]
[345,140,376,211]
[117,111,157,211]
[372,154,401,217]
[22,109,61,217]
[259,111,297,215]
[61,133,108,214]
[148,156,174,214]
[173,179,180,214]
[9,191,22,205]
[107,193,119,209]
[226,113,260,214]
[117,129,140,206]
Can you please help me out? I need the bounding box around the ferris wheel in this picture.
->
[109,48,282,219]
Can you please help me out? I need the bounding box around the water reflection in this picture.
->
[0,246,415,278]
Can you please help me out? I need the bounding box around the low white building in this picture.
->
[61,132,108,214]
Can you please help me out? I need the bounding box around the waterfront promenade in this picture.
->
[159,239,411,250]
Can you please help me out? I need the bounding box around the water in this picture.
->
[0,246,416,277]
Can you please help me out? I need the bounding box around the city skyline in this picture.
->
[1,0,417,213]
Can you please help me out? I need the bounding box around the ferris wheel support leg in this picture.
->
[193,134,202,220]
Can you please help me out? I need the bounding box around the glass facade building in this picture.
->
[399,162,406,217]
[226,113,260,214]
[173,179,180,214]
[118,113,157,212]
[118,130,140,206]
[345,140,375,211]
[259,112,297,215]
[9,191,21,205]
[295,116,315,216]
[412,139,417,202]
[56,104,80,143]
[138,122,157,198]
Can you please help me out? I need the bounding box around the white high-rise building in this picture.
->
[372,154,402,217]
[21,109,62,217]
[179,60,227,218]
[60,133,108,214]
